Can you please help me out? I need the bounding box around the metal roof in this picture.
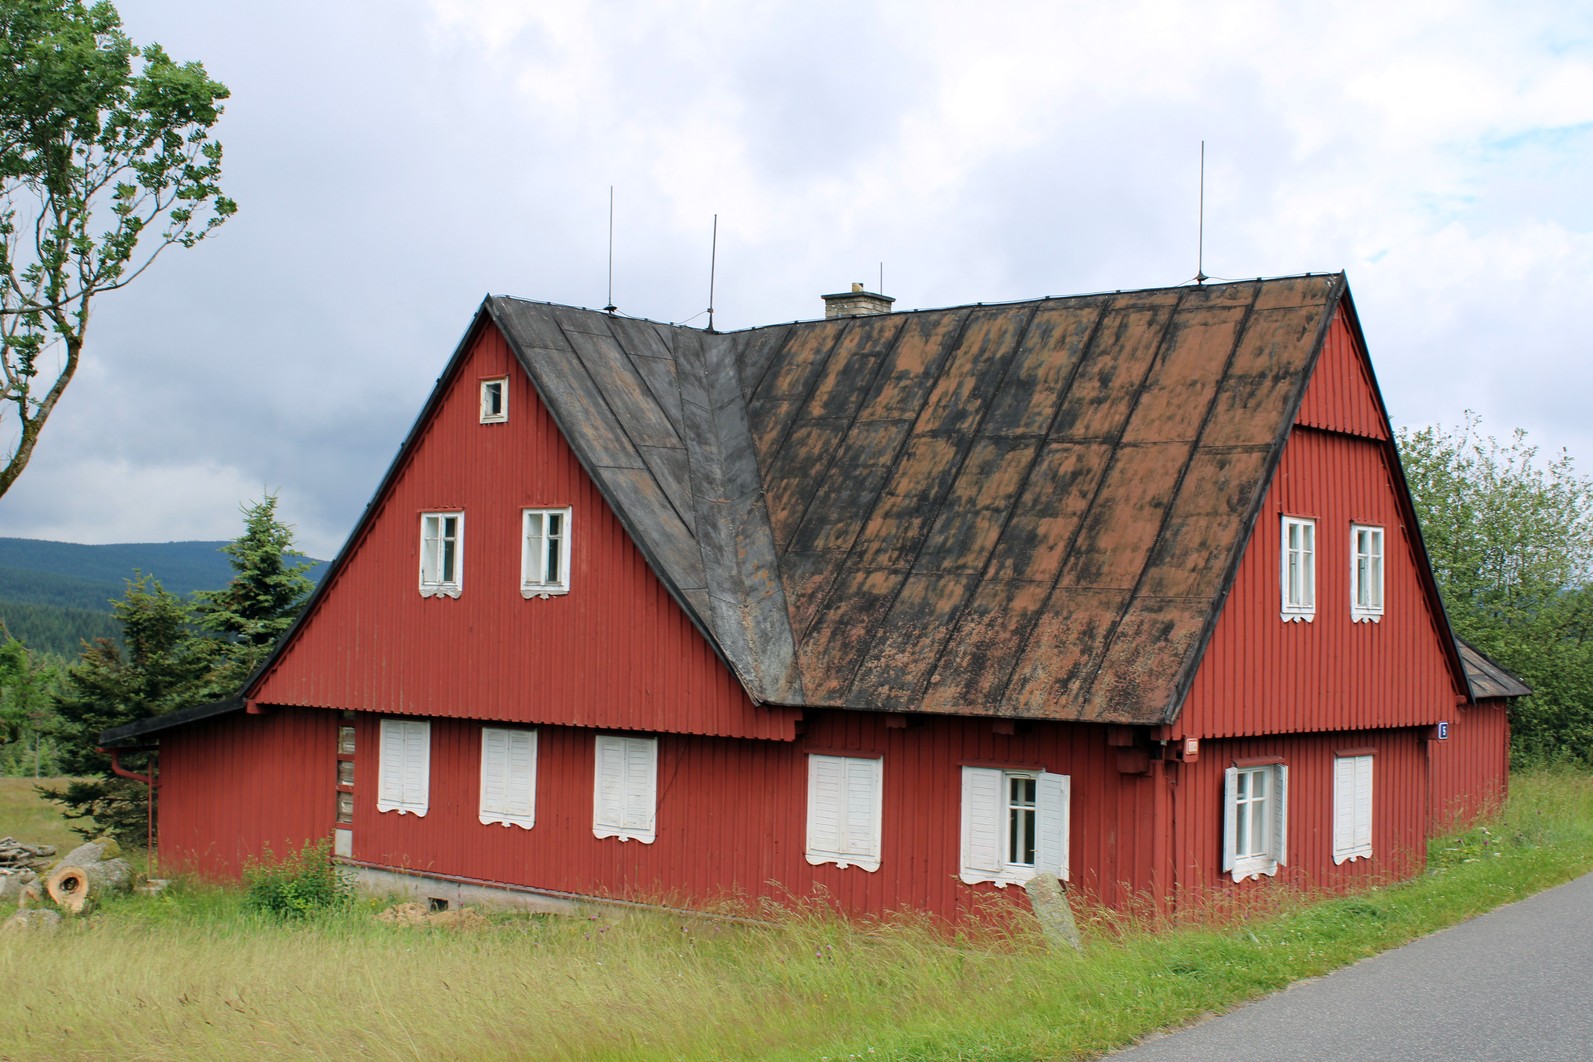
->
[1457,638,1532,700]
[490,274,1347,724]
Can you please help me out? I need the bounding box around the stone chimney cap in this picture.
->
[821,283,895,319]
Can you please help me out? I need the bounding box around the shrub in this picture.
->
[242,839,354,919]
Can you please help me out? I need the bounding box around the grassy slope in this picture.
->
[1,770,1591,1061]
[0,777,94,849]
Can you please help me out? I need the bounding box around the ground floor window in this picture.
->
[805,754,883,872]
[1223,762,1287,881]
[592,734,657,843]
[479,727,537,829]
[960,766,1070,886]
[376,718,430,816]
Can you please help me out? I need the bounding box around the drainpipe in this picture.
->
[99,745,158,878]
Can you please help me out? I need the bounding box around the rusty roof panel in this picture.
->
[734,326,791,400]
[922,577,1053,711]
[1082,596,1209,722]
[796,567,906,703]
[764,419,851,553]
[1120,306,1246,445]
[1457,638,1532,700]
[755,324,837,401]
[788,420,912,555]
[1005,587,1131,715]
[913,307,1026,437]
[1138,448,1270,599]
[846,571,980,710]
[982,302,1101,437]
[985,441,1113,584]
[1200,304,1330,448]
[855,311,966,424]
[801,315,906,424]
[1050,304,1172,441]
[914,437,1038,576]
[850,435,964,571]
[627,351,686,440]
[781,550,844,638]
[1057,442,1189,591]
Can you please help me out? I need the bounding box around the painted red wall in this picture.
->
[250,321,795,742]
[1178,312,1461,741]
[339,709,1170,918]
[157,707,337,880]
[1169,729,1430,902]
[1429,702,1510,829]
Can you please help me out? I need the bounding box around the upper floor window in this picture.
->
[1280,515,1315,621]
[522,508,571,598]
[420,512,463,598]
[1351,524,1384,622]
[480,378,507,423]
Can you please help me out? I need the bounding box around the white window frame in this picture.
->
[521,507,572,599]
[805,754,883,872]
[480,377,508,423]
[960,766,1070,887]
[376,718,430,816]
[1223,762,1287,882]
[1351,524,1384,622]
[1333,754,1374,864]
[419,511,463,598]
[593,734,657,843]
[1280,516,1316,621]
[479,727,537,829]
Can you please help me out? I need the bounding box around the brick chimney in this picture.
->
[822,282,895,319]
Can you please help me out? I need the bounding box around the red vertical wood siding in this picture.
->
[1295,306,1388,440]
[1170,730,1430,901]
[1429,702,1510,829]
[1179,427,1459,739]
[251,322,794,742]
[348,710,1167,918]
[158,707,336,880]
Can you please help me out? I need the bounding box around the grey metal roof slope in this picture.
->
[491,275,1349,724]
[1457,638,1532,700]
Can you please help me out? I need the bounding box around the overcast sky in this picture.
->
[3,0,1590,560]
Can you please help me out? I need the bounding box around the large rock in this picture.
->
[1022,872,1083,951]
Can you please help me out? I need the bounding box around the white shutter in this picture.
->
[480,728,536,829]
[960,767,1003,885]
[1354,756,1373,855]
[377,720,406,812]
[844,757,881,866]
[378,719,429,816]
[1222,766,1238,873]
[805,755,845,864]
[805,754,881,872]
[1333,756,1355,863]
[593,735,654,842]
[1035,772,1070,881]
[623,737,657,841]
[1273,764,1288,868]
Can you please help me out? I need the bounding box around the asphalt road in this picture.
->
[1110,872,1593,1061]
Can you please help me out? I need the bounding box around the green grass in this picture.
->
[0,776,96,850]
[3,769,1592,1061]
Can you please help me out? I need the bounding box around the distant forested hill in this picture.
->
[0,538,326,657]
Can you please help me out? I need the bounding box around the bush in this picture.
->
[242,839,354,919]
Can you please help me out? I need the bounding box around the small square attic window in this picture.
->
[480,378,507,423]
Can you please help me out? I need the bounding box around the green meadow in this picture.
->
[3,769,1592,1061]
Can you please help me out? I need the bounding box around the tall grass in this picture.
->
[0,776,94,849]
[2,768,1591,1061]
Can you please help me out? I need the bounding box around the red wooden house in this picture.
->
[103,274,1526,919]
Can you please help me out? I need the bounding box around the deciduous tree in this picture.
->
[1399,414,1593,764]
[0,0,235,497]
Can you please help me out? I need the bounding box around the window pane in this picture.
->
[336,791,354,824]
[337,760,355,786]
[338,726,356,755]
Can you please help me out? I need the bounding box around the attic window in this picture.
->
[420,512,463,598]
[522,508,571,598]
[480,378,507,423]
[1280,516,1315,621]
